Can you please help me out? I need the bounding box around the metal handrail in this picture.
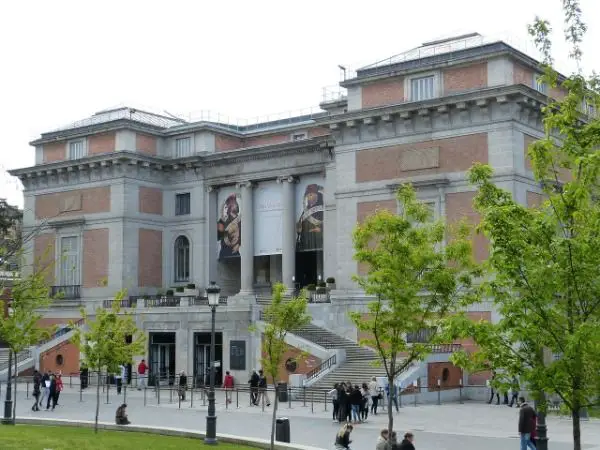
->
[37,318,85,347]
[305,354,337,382]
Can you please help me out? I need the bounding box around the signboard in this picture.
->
[217,189,241,259]
[254,180,283,256]
[229,340,246,371]
[295,175,325,252]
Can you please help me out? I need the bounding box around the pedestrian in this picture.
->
[115,403,131,425]
[350,385,362,423]
[360,382,370,421]
[518,397,537,450]
[222,370,234,404]
[386,382,399,412]
[509,376,520,407]
[369,377,380,415]
[80,365,89,389]
[257,369,271,407]
[337,383,349,424]
[31,370,41,412]
[54,372,63,406]
[397,432,416,450]
[40,371,50,408]
[488,371,500,405]
[334,423,353,449]
[329,383,339,422]
[178,370,188,401]
[116,364,126,395]
[248,369,259,406]
[46,374,57,410]
[137,359,149,390]
[375,428,389,450]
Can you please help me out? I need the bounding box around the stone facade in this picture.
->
[11,34,557,381]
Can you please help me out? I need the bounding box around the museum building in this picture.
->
[10,33,569,384]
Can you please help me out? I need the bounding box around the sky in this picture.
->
[1,0,598,209]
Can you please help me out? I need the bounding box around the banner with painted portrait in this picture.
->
[295,175,324,252]
[217,189,241,259]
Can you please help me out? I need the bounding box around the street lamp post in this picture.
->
[2,304,14,425]
[204,281,220,445]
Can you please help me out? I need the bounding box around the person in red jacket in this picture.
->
[54,372,64,407]
[137,359,149,390]
[223,371,234,404]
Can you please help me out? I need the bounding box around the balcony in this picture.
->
[102,295,229,309]
[51,285,81,300]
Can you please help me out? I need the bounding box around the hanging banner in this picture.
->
[254,180,283,256]
[296,175,324,252]
[217,189,241,259]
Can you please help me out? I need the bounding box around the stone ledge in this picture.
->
[15,417,326,450]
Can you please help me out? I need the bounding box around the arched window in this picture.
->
[174,236,190,282]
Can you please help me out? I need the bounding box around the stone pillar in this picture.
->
[278,176,296,291]
[238,181,255,294]
[206,186,218,286]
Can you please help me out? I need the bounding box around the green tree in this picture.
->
[350,184,476,446]
[71,293,145,433]
[0,269,53,423]
[259,282,311,450]
[442,4,600,449]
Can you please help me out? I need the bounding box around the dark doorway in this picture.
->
[194,332,223,387]
[148,332,176,386]
[295,250,321,287]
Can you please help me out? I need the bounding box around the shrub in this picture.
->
[316,287,327,294]
[166,289,174,296]
[306,284,317,291]
[326,277,336,284]
[175,286,184,293]
[317,280,326,288]
[186,283,196,289]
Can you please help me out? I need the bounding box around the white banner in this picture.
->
[296,174,325,252]
[254,180,283,256]
[217,189,241,259]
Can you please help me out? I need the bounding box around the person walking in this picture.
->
[329,383,339,422]
[509,376,520,407]
[397,432,416,450]
[386,381,399,412]
[248,369,259,406]
[223,370,234,404]
[518,397,537,450]
[488,372,500,405]
[54,372,64,406]
[360,382,370,421]
[257,369,271,407]
[137,359,149,390]
[369,377,380,415]
[375,428,389,450]
[334,423,353,449]
[46,374,57,411]
[39,371,50,408]
[178,370,188,401]
[350,385,362,423]
[31,370,41,412]
[116,364,126,395]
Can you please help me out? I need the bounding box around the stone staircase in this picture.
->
[293,324,387,390]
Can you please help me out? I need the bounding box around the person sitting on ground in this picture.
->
[115,403,131,425]
[398,432,416,450]
[334,423,353,449]
[375,428,389,450]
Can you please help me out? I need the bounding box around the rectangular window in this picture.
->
[175,137,192,158]
[175,193,191,216]
[68,141,85,160]
[535,77,548,94]
[291,132,308,141]
[60,236,80,286]
[410,76,435,101]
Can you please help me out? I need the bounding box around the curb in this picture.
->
[14,417,327,450]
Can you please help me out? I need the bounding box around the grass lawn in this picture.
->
[0,425,259,450]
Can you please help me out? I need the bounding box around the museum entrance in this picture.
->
[193,332,223,387]
[295,250,323,288]
[148,332,176,386]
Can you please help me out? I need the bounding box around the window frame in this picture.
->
[407,72,439,102]
[174,136,193,158]
[67,139,87,160]
[175,193,191,216]
[534,76,548,94]
[173,235,191,283]
[57,234,81,287]
[290,131,308,142]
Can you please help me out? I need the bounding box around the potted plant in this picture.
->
[174,286,185,296]
[317,280,326,288]
[184,283,198,296]
[306,284,317,291]
[326,277,336,290]
[166,289,174,297]
[316,286,327,294]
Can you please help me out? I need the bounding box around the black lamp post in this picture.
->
[2,304,14,425]
[204,281,220,445]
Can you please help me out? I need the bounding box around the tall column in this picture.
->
[206,186,218,286]
[238,181,255,295]
[278,176,296,291]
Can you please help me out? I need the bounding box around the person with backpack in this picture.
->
[223,370,234,404]
[31,370,41,412]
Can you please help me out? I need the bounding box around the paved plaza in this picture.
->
[8,384,600,449]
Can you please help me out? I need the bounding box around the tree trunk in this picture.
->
[95,371,101,433]
[12,356,17,421]
[270,383,279,450]
[387,368,395,450]
[572,403,581,450]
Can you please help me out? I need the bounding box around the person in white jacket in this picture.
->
[369,377,380,415]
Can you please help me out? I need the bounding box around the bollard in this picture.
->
[399,391,402,408]
[414,390,417,408]
[124,384,127,404]
[236,388,239,409]
[459,380,463,404]
[170,386,173,403]
[70,375,72,388]
[26,381,29,399]
[106,380,110,404]
[144,387,147,406]
[179,389,181,409]
[157,384,161,405]
[303,386,306,407]
[191,387,194,408]
[225,389,228,410]
[437,379,441,405]
[203,388,206,406]
[79,382,83,402]
[311,390,314,414]
[288,387,291,409]
[324,391,327,411]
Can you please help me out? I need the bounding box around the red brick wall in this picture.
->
[34,233,56,283]
[245,134,289,148]
[139,186,163,215]
[356,134,488,183]
[427,362,463,390]
[83,228,109,288]
[40,341,80,375]
[356,200,397,275]
[513,64,533,86]
[308,127,330,138]
[43,142,66,163]
[215,134,243,152]
[35,187,111,220]
[88,132,116,155]
[549,86,568,101]
[443,63,487,94]
[37,318,79,328]
[445,192,488,261]
[362,78,405,108]
[138,229,162,287]
[526,191,543,208]
[136,133,158,156]
[260,338,321,383]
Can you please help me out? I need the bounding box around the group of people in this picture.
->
[248,369,271,407]
[31,369,63,412]
[329,377,386,424]
[334,424,416,450]
[488,373,521,407]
